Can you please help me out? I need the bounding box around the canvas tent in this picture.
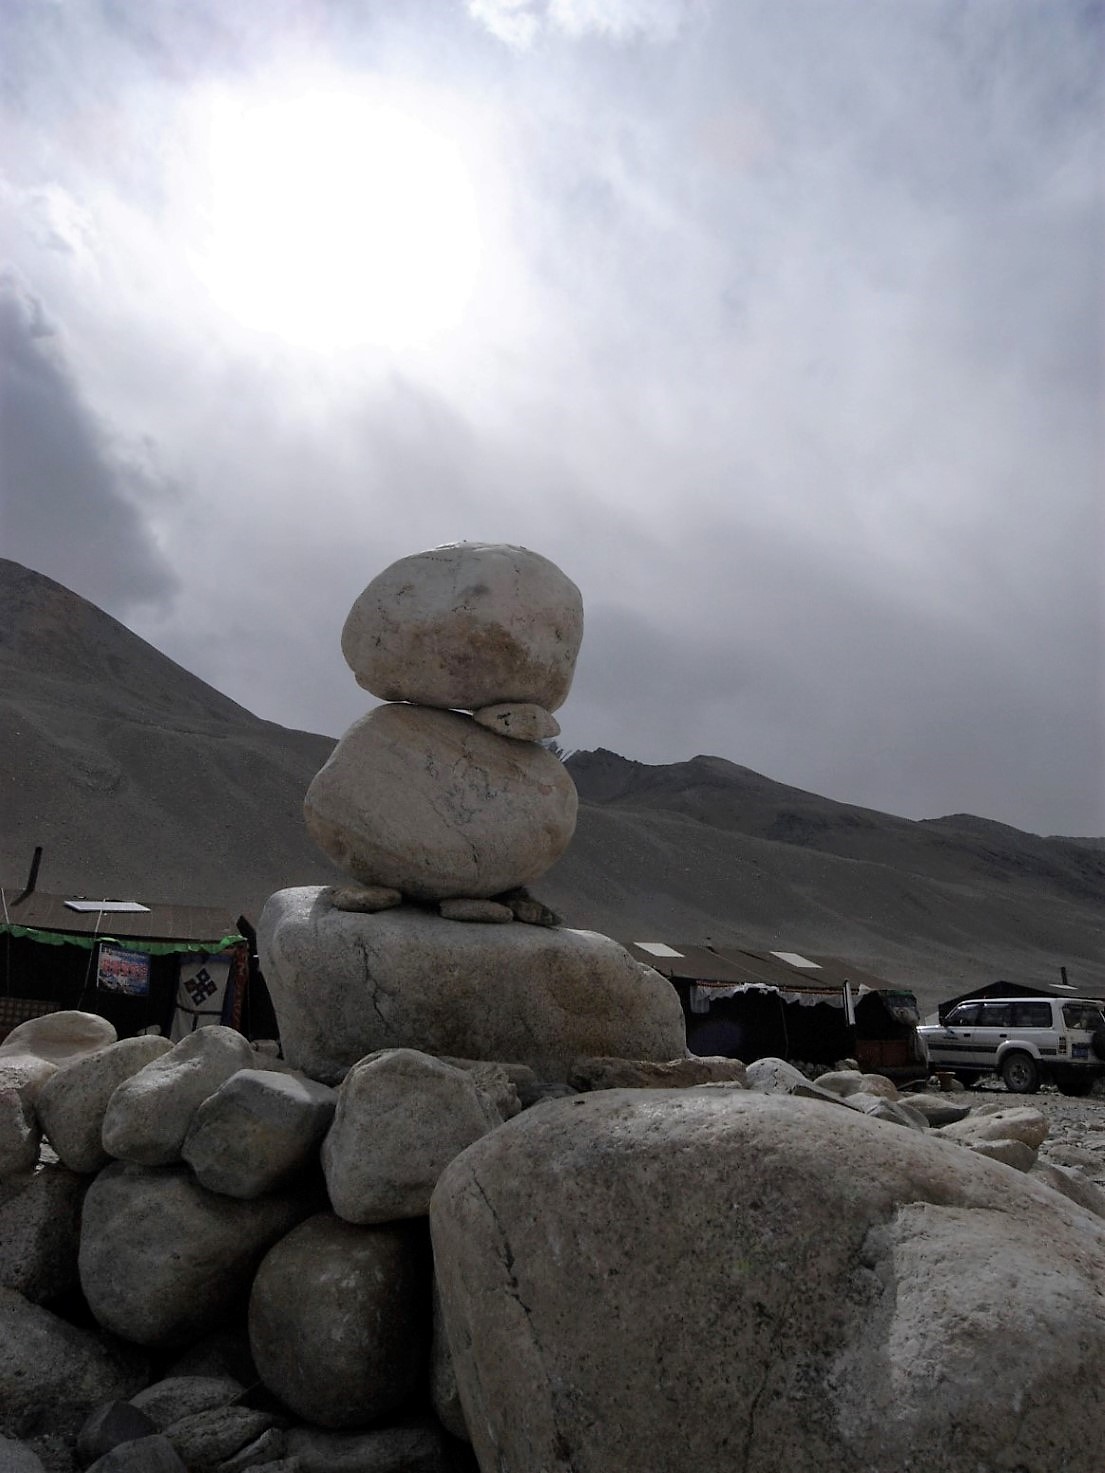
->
[623,940,926,1077]
[0,887,262,1043]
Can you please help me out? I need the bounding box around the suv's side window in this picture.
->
[1011,1001,1052,1028]
[946,1003,983,1026]
[977,1002,1011,1028]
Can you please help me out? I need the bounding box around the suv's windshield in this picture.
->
[1062,1002,1105,1032]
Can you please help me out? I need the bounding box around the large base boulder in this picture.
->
[258,889,686,1085]
[431,1088,1105,1473]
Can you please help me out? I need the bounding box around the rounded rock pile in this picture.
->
[264,542,687,1082]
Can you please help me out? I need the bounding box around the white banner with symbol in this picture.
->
[170,953,232,1042]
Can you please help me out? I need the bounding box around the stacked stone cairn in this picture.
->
[5,542,1105,1473]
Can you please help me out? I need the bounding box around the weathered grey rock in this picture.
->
[744,1056,852,1106]
[249,1215,428,1429]
[163,1408,278,1471]
[845,1095,928,1131]
[969,1138,1038,1171]
[0,1163,87,1301]
[438,1059,523,1120]
[329,884,403,914]
[37,1036,174,1174]
[323,1050,502,1224]
[85,1435,187,1472]
[472,703,560,742]
[0,1012,116,1067]
[518,1081,578,1108]
[259,890,686,1086]
[101,1028,255,1166]
[438,898,514,923]
[130,1377,245,1432]
[0,1287,146,1424]
[938,1106,1049,1151]
[212,1428,286,1472]
[1032,1162,1105,1218]
[182,1069,336,1199]
[341,543,583,712]
[431,1088,1105,1473]
[430,1281,468,1442]
[0,1058,53,1177]
[228,1460,297,1473]
[499,889,561,926]
[3,1017,116,1175]
[892,1092,972,1127]
[304,705,578,900]
[569,1055,747,1092]
[0,1436,46,1473]
[283,1421,450,1473]
[815,1069,899,1100]
[77,1401,159,1465]
[79,1164,308,1346]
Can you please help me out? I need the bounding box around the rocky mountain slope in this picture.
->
[2,559,1101,1011]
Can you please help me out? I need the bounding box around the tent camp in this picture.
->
[0,884,267,1043]
[622,940,928,1080]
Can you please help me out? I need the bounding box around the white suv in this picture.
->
[918,996,1105,1095]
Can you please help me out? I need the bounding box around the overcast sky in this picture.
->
[2,0,1102,835]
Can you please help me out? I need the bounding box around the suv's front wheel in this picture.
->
[1001,1052,1040,1094]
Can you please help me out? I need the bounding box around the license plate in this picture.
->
[1073,1044,1089,1059]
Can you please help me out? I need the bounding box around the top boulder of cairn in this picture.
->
[341,542,584,713]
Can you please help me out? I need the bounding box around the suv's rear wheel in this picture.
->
[1001,1052,1040,1094]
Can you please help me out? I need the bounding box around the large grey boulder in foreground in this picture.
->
[259,888,686,1084]
[0,1287,146,1425]
[304,704,578,899]
[37,1035,174,1174]
[431,1088,1105,1473]
[79,1164,309,1346]
[340,542,584,712]
[322,1049,502,1224]
[182,1068,336,1198]
[249,1214,428,1429]
[101,1027,255,1167]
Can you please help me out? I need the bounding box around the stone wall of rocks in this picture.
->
[4,1010,1105,1473]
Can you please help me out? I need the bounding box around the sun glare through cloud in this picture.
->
[193,85,483,352]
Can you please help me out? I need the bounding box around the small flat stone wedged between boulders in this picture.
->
[472,703,560,742]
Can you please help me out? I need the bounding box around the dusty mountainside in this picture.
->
[541,750,1104,1009]
[2,559,1101,1011]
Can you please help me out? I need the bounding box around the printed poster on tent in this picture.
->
[171,952,231,1041]
[96,943,151,996]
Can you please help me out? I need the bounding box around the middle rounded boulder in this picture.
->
[304,703,578,900]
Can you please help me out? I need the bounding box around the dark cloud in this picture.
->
[0,275,179,613]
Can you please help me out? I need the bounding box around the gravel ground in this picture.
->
[942,1080,1105,1186]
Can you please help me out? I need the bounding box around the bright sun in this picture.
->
[195,87,483,351]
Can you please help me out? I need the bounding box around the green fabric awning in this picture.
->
[0,925,244,956]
